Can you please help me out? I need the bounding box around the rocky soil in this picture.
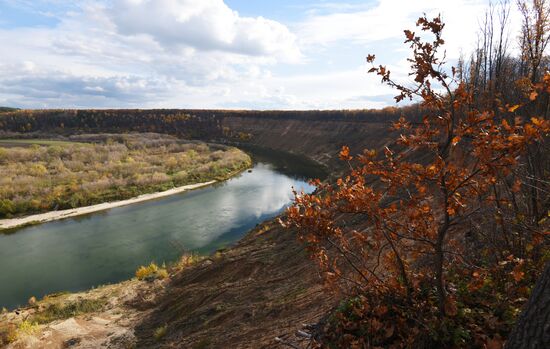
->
[1,278,164,349]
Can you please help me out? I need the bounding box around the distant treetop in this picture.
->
[0,107,20,113]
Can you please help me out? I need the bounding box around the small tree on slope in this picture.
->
[283,15,549,348]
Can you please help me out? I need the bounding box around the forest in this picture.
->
[0,106,424,140]
[0,133,251,218]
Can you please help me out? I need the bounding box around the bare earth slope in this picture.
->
[221,116,394,170]
[134,219,333,348]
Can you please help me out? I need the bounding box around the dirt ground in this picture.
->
[1,278,163,349]
[1,219,334,349]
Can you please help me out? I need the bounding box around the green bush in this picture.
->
[31,298,106,324]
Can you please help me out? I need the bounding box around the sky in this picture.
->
[0,0,523,110]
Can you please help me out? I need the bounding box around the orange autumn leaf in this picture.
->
[451,136,461,146]
[531,117,549,129]
[511,269,525,282]
[508,104,520,112]
[340,146,352,161]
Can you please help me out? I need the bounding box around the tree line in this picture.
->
[0,106,430,141]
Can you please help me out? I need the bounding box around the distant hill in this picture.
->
[0,107,20,113]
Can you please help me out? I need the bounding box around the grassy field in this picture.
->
[0,133,251,218]
[0,139,88,147]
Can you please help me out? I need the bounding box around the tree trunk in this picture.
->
[505,261,550,349]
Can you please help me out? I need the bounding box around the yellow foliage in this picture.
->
[135,262,167,281]
[157,268,169,279]
[6,320,40,342]
[18,320,39,335]
[176,253,203,270]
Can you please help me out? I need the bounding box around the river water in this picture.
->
[0,149,324,310]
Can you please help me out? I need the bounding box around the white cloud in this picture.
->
[110,0,301,62]
[0,0,305,108]
[0,0,526,110]
[298,0,493,59]
[0,62,173,108]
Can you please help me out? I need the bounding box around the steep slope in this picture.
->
[134,219,332,348]
[220,115,395,169]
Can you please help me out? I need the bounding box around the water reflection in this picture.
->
[0,162,315,309]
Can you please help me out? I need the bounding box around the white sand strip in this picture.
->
[0,181,216,230]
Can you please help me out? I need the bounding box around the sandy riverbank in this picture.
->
[0,181,216,230]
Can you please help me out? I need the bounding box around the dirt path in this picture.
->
[0,181,216,230]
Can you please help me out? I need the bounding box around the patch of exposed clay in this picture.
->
[1,278,166,349]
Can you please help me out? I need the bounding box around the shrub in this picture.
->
[31,298,106,324]
[17,320,39,336]
[0,199,15,218]
[154,324,167,341]
[1,320,40,344]
[174,253,203,271]
[135,262,168,281]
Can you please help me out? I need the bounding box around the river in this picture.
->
[0,148,325,310]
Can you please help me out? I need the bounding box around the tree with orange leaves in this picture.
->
[283,15,549,348]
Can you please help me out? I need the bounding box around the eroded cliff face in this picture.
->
[218,116,397,169]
